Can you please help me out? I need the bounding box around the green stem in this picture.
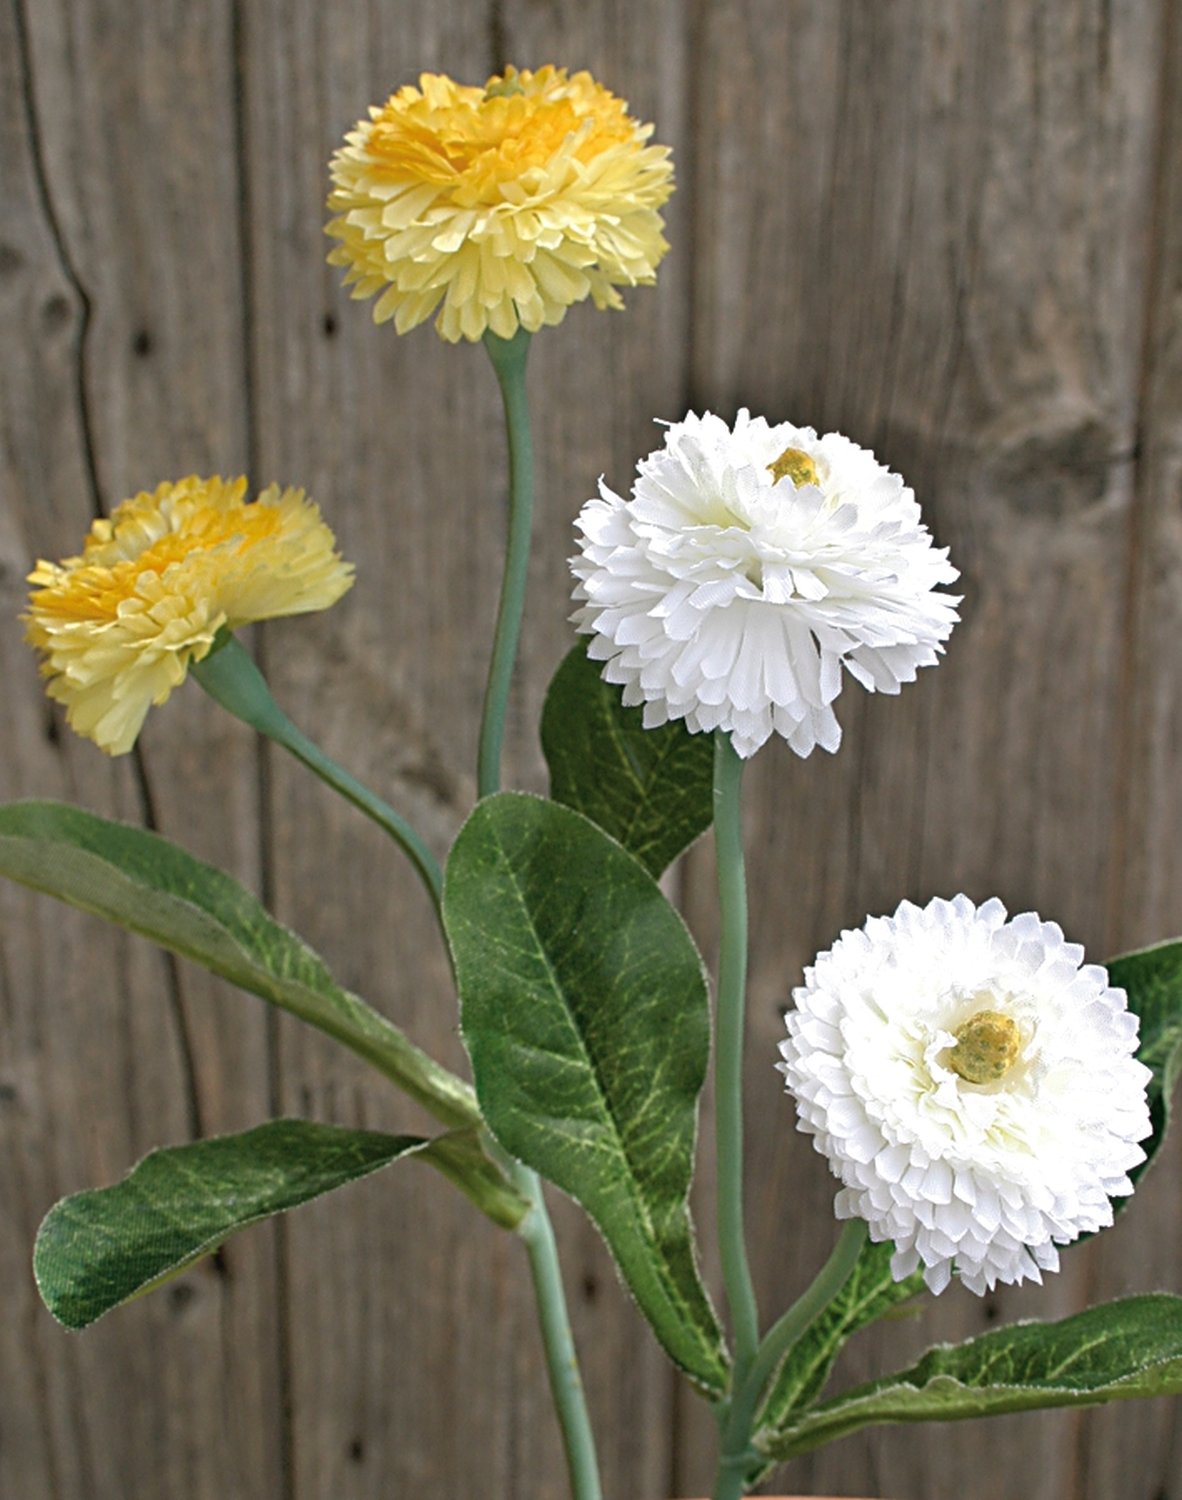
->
[713,731,760,1378]
[192,635,443,912]
[517,1169,603,1500]
[477,326,600,1500]
[743,1217,868,1427]
[712,1219,869,1500]
[712,1450,758,1500]
[478,326,535,800]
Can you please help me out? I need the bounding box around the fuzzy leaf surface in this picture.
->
[758,1295,1182,1463]
[444,792,727,1393]
[35,1120,460,1328]
[541,644,714,877]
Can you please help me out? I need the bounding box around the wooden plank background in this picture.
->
[1,1,1178,1496]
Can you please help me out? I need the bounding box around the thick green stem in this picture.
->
[712,1449,759,1500]
[479,327,535,800]
[712,1219,869,1500]
[517,1169,603,1500]
[192,635,443,912]
[713,731,760,1378]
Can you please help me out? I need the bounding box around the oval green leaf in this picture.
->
[757,1294,1182,1464]
[34,1120,499,1330]
[444,792,727,1394]
[541,644,714,877]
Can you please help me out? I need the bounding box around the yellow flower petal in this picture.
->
[326,65,674,342]
[25,476,353,754]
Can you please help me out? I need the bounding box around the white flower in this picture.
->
[569,410,960,758]
[778,896,1153,1296]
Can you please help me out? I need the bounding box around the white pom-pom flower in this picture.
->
[778,896,1153,1296]
[570,410,960,758]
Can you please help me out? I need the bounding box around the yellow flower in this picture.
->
[325,65,674,342]
[25,476,354,755]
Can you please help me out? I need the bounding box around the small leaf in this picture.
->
[541,644,714,877]
[756,1240,925,1437]
[444,792,727,1394]
[0,801,476,1128]
[1107,938,1182,1190]
[34,1120,481,1329]
[757,1295,1182,1463]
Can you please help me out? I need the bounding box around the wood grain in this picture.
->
[1,0,1179,1496]
[1,0,280,1494]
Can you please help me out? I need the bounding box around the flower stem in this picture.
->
[712,1219,869,1500]
[713,731,760,1378]
[192,634,443,912]
[517,1170,603,1500]
[476,325,601,1500]
[479,326,535,801]
[740,1218,868,1429]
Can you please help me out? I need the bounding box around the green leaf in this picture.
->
[755,1240,925,1437]
[0,802,526,1229]
[757,1294,1182,1463]
[540,644,714,877]
[443,792,727,1394]
[0,801,474,1128]
[1107,938,1182,1190]
[35,1120,495,1329]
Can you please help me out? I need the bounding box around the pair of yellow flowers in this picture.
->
[25,65,674,755]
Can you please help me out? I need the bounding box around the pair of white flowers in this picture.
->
[571,409,1151,1297]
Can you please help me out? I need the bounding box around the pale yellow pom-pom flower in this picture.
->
[24,476,354,755]
[325,65,674,342]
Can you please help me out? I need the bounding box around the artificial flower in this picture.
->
[569,410,960,759]
[25,476,353,755]
[326,65,673,342]
[778,895,1152,1295]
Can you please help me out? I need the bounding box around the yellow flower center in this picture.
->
[365,67,636,201]
[948,1009,1022,1085]
[768,446,820,488]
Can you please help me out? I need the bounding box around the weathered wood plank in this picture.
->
[677,2,1175,1496]
[1,0,279,1494]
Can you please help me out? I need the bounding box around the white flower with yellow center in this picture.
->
[778,896,1153,1295]
[569,410,959,758]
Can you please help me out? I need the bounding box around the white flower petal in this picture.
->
[777,895,1152,1294]
[570,410,960,758]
